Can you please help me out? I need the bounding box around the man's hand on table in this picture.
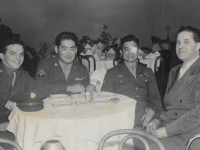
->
[5,100,16,110]
[67,84,85,93]
[141,108,155,128]
[146,119,159,133]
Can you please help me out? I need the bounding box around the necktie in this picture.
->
[64,65,70,80]
[12,72,16,87]
[178,64,186,80]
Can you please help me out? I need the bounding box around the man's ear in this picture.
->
[0,53,4,60]
[196,43,200,52]
[55,46,58,54]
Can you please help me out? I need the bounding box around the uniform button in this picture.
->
[135,87,138,90]
[120,81,122,83]
[145,79,147,82]
[175,112,178,116]
[137,95,139,98]
[179,100,182,103]
[138,100,141,103]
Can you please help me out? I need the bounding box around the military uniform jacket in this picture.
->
[0,62,48,120]
[155,57,200,144]
[101,62,161,112]
[35,55,90,94]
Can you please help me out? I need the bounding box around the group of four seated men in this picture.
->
[0,26,200,150]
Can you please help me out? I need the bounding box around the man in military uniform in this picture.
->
[0,39,50,142]
[101,35,161,127]
[141,27,200,150]
[35,32,90,94]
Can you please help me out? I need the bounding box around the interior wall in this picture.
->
[0,0,160,51]
[0,0,200,52]
[160,0,200,41]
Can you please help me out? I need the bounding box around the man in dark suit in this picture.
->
[35,32,90,95]
[144,26,200,150]
[101,35,161,127]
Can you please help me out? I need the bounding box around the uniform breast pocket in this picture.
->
[113,77,130,92]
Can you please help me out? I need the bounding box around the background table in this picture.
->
[7,92,136,150]
[139,57,160,73]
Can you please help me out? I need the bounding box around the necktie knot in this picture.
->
[12,71,17,87]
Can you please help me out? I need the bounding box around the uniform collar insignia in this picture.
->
[118,75,123,77]
[139,72,149,77]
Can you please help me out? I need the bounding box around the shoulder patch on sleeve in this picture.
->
[37,69,46,77]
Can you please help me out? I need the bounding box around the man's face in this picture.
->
[122,41,138,62]
[0,44,24,71]
[55,39,77,64]
[96,42,105,50]
[176,31,199,62]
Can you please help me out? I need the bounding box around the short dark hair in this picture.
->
[1,38,24,54]
[54,32,78,47]
[120,35,139,48]
[176,26,200,43]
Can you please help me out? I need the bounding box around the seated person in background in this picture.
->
[141,26,200,150]
[35,32,90,95]
[0,39,49,141]
[91,39,106,56]
[101,35,161,127]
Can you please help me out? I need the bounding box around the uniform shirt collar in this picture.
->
[58,59,73,72]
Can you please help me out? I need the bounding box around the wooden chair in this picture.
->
[159,39,172,51]
[97,129,165,150]
[140,47,152,54]
[0,138,22,150]
[84,55,96,71]
[113,57,123,66]
[77,54,91,72]
[186,134,200,150]
[77,54,96,72]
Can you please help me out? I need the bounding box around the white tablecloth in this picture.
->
[96,59,113,71]
[7,92,136,150]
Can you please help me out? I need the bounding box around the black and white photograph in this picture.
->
[0,0,200,150]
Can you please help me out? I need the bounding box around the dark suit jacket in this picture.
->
[155,57,200,145]
[35,54,90,95]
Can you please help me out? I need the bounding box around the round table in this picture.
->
[7,92,136,150]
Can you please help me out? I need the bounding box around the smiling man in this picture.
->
[35,32,90,94]
[101,35,161,127]
[143,26,200,150]
[0,39,51,142]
